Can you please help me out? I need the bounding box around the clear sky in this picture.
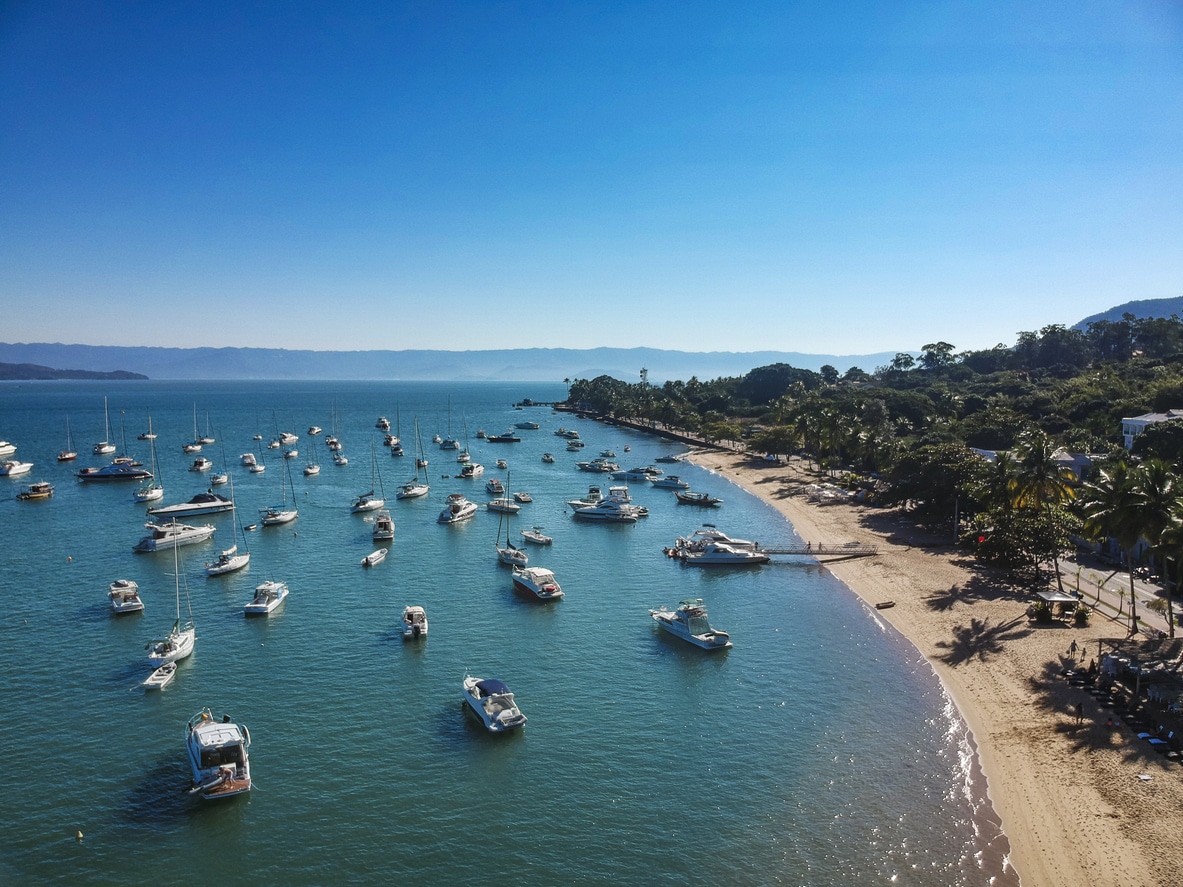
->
[1,1,1180,356]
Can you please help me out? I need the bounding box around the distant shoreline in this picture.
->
[0,362,147,381]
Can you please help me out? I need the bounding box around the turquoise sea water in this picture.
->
[0,381,1014,885]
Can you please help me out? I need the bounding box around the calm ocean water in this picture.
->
[0,380,1013,885]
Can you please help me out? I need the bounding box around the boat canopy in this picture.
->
[476,679,511,696]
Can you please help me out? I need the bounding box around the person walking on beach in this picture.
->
[1075,702,1084,726]
[1069,638,1078,657]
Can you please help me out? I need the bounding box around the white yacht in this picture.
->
[511,565,564,600]
[649,599,732,649]
[308,425,323,436]
[457,462,484,479]
[372,509,395,541]
[244,580,288,616]
[0,440,16,456]
[438,493,478,524]
[188,457,213,473]
[485,478,505,495]
[462,675,527,733]
[133,520,216,552]
[667,539,770,566]
[687,526,758,550]
[186,709,252,800]
[0,460,33,477]
[570,488,641,523]
[576,459,620,473]
[108,579,144,614]
[148,490,234,517]
[487,496,521,514]
[651,475,690,489]
[401,605,428,639]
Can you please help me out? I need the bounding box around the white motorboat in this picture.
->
[485,478,505,495]
[519,526,553,545]
[649,598,732,649]
[308,425,322,436]
[362,548,387,567]
[462,675,527,733]
[333,452,348,466]
[541,453,555,463]
[401,605,428,639]
[76,460,153,482]
[654,454,682,463]
[570,488,641,523]
[278,431,298,445]
[651,474,690,489]
[372,509,395,541]
[438,493,478,524]
[147,542,196,667]
[495,459,508,470]
[109,579,144,614]
[376,416,390,430]
[566,486,603,509]
[188,457,213,473]
[513,491,532,503]
[487,430,521,443]
[283,448,298,459]
[667,539,770,566]
[138,417,158,441]
[675,490,723,507]
[141,662,176,690]
[512,565,564,600]
[457,461,484,479]
[350,440,386,513]
[186,708,252,800]
[514,420,540,430]
[240,452,257,467]
[0,460,34,477]
[134,520,216,552]
[576,459,619,473]
[244,580,288,616]
[0,440,15,456]
[148,490,234,517]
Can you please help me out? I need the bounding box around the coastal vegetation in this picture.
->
[567,313,1183,631]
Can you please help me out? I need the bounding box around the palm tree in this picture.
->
[1082,459,1144,636]
[1138,459,1181,637]
[1011,430,1076,592]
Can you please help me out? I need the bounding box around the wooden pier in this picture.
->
[762,543,879,558]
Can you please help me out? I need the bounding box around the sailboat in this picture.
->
[495,474,529,567]
[147,539,196,668]
[440,396,460,450]
[206,476,251,575]
[350,439,386,513]
[457,416,472,463]
[58,416,78,462]
[397,419,430,499]
[183,404,203,453]
[259,450,298,526]
[138,414,157,441]
[209,435,229,485]
[133,425,164,503]
[93,397,116,455]
[199,412,215,445]
[304,430,321,476]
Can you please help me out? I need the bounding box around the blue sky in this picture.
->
[2,1,1180,356]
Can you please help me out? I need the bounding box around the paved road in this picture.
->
[1057,554,1177,637]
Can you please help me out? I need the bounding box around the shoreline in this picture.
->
[686,449,1183,887]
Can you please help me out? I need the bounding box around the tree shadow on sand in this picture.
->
[925,574,1027,612]
[934,616,1032,666]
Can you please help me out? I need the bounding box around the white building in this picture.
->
[1121,410,1183,449]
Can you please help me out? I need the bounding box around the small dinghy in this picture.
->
[142,662,177,691]
[362,548,387,567]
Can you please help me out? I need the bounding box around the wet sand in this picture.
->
[688,450,1183,887]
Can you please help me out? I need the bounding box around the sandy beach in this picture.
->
[688,450,1183,887]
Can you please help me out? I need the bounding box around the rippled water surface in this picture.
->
[0,381,1013,885]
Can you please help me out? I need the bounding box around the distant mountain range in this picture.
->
[1074,296,1183,330]
[0,343,901,382]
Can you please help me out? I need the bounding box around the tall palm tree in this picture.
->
[1082,459,1144,635]
[1011,430,1076,592]
[1135,459,1180,637]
